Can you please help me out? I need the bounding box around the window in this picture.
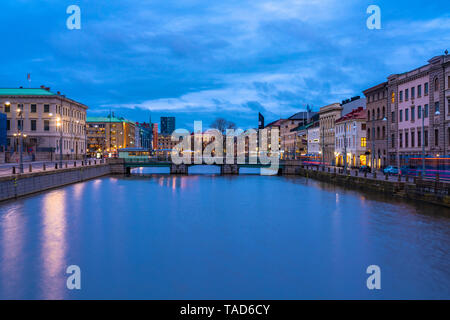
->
[411,87,415,99]
[435,102,440,113]
[411,106,415,121]
[382,107,385,118]
[361,137,367,147]
[391,134,395,148]
[405,108,409,121]
[377,127,380,139]
[17,120,23,130]
[418,85,422,97]
[44,120,50,131]
[405,132,409,148]
[399,91,403,102]
[6,119,10,131]
[405,89,409,101]
[382,126,386,139]
[400,133,403,148]
[5,105,10,113]
[434,78,439,91]
[31,104,36,113]
[391,111,395,123]
[31,119,36,131]
[377,108,380,119]
[435,129,439,146]
[361,123,366,130]
[418,131,422,147]
[44,104,50,113]
[400,110,403,122]
[448,76,450,89]
[424,82,429,95]
[418,106,422,119]
[425,104,429,117]
[411,132,415,147]
[425,130,428,147]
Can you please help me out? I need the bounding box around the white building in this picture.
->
[307,123,320,155]
[0,87,88,161]
[335,107,367,168]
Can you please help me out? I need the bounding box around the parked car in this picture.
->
[383,166,399,175]
[359,165,371,173]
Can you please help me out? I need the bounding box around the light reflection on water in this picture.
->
[0,171,449,300]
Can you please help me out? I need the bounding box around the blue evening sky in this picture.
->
[0,0,449,130]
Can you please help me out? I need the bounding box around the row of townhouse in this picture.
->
[272,53,450,169]
[365,54,450,168]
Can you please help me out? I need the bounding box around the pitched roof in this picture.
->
[0,88,55,96]
[264,119,287,128]
[335,107,366,123]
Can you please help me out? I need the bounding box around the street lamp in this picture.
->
[56,116,63,168]
[16,106,24,174]
[382,117,388,168]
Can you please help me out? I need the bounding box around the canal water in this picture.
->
[0,167,449,299]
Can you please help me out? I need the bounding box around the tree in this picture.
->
[210,118,236,134]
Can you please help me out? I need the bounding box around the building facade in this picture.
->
[160,116,175,135]
[387,54,450,166]
[319,103,343,165]
[0,87,87,161]
[136,122,152,150]
[86,115,136,158]
[335,107,367,168]
[307,122,320,156]
[363,82,389,169]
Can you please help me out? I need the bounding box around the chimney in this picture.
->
[57,91,61,95]
[45,87,50,91]
[40,85,45,89]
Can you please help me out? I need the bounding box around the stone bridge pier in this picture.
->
[170,164,188,174]
[220,164,239,175]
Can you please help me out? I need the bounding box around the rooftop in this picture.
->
[87,116,134,124]
[335,107,366,123]
[0,88,55,96]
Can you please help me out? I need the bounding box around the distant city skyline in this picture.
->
[0,0,449,129]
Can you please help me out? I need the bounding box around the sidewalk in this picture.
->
[0,159,104,177]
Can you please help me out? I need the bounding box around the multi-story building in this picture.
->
[0,87,88,161]
[0,111,6,163]
[160,116,175,135]
[86,115,136,158]
[363,82,389,169]
[136,122,152,150]
[307,120,320,156]
[281,111,316,159]
[152,123,158,151]
[335,107,367,168]
[387,54,450,166]
[319,103,343,165]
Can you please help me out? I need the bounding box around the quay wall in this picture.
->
[0,164,110,202]
[281,163,450,208]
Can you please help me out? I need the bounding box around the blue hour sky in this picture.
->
[0,0,449,130]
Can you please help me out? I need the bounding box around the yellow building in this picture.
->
[86,115,136,157]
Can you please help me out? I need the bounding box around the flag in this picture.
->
[27,73,31,82]
[258,112,265,129]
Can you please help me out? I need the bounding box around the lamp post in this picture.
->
[383,117,388,168]
[16,106,24,174]
[54,115,62,168]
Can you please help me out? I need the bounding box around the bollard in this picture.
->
[385,174,388,181]
[74,161,77,167]
[94,160,97,165]
[43,163,46,171]
[89,160,91,165]
[55,163,58,169]
[355,170,358,177]
[406,175,409,182]
[12,166,16,174]
[65,162,68,168]
[29,164,32,173]
[373,172,377,179]
[81,160,84,166]
[364,172,367,178]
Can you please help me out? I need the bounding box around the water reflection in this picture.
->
[0,204,26,298]
[0,172,449,299]
[40,190,67,299]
